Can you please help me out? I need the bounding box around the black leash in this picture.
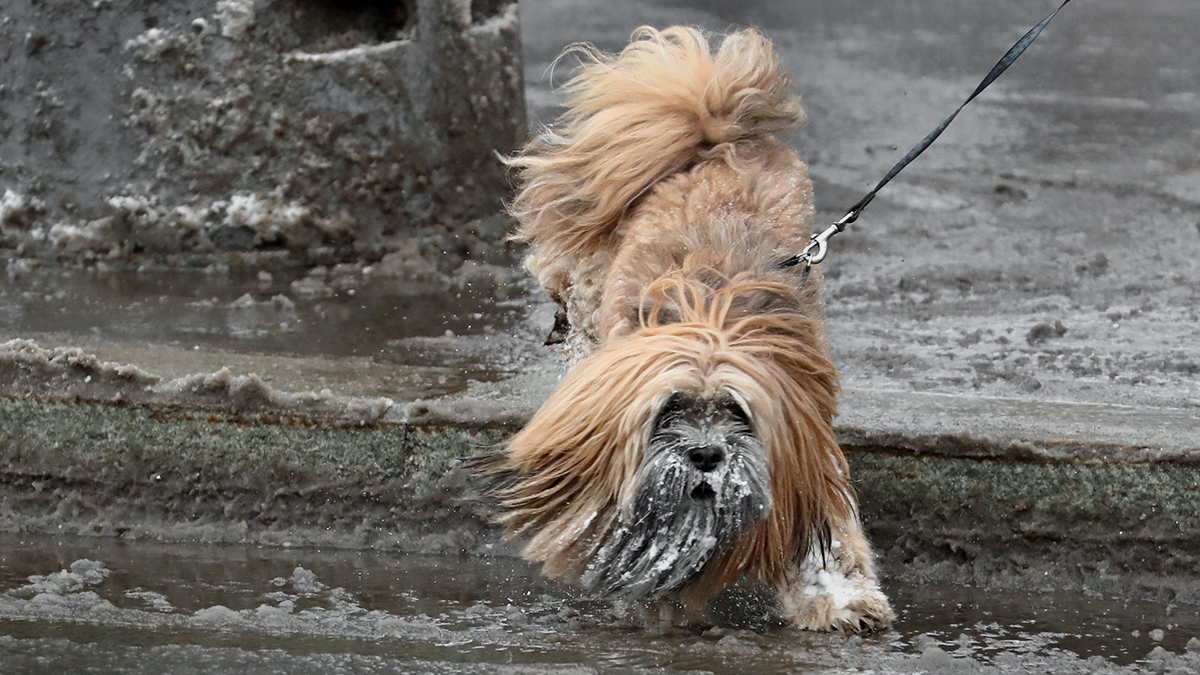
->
[777,0,1074,276]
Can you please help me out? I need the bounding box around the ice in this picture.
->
[18,559,111,596]
[214,0,255,40]
[125,588,174,612]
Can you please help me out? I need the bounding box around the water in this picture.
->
[0,266,528,360]
[2,533,1197,674]
[2,1,1199,672]
[0,265,550,400]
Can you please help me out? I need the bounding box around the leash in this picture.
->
[776,0,1074,278]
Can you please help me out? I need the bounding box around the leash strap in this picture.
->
[777,0,1074,272]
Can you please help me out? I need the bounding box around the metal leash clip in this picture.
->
[803,211,856,265]
[778,210,855,272]
[796,225,835,266]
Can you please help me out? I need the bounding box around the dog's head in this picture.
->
[494,276,853,600]
[581,391,772,598]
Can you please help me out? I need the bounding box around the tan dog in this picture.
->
[492,27,893,632]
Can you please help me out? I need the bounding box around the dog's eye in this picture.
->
[655,392,691,428]
[718,397,753,430]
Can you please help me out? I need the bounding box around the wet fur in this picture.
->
[490,26,893,631]
[582,395,772,599]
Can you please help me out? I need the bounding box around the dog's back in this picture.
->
[508,27,818,355]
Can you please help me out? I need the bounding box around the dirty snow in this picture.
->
[214,0,256,40]
[1,540,1198,675]
[0,338,394,424]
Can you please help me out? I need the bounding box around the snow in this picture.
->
[0,338,395,424]
[214,0,256,41]
[271,567,326,595]
[0,189,39,227]
[286,41,409,65]
[18,559,111,596]
[799,546,871,611]
[805,568,859,611]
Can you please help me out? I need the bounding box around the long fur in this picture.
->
[506,26,808,353]
[491,26,873,616]
[582,393,772,599]
[497,275,853,595]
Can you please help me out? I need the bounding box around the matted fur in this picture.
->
[491,26,892,629]
[497,275,853,594]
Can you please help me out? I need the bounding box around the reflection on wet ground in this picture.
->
[0,266,524,359]
[0,266,550,399]
[2,533,1197,675]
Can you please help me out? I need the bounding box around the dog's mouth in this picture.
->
[690,482,716,501]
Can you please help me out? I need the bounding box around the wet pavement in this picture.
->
[2,0,1200,673]
[2,0,1197,411]
[522,0,1200,411]
[0,264,551,400]
[2,533,1199,675]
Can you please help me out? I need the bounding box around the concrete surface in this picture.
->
[0,0,524,268]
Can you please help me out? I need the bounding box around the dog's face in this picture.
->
[582,392,772,599]
[494,278,851,601]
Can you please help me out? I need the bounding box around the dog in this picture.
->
[488,26,893,632]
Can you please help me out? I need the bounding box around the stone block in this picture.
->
[0,0,525,268]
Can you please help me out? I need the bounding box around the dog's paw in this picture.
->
[787,590,894,633]
[781,571,894,633]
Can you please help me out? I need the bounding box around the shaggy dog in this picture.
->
[490,26,893,632]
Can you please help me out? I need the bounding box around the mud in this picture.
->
[852,450,1200,605]
[0,395,508,554]
[3,380,1197,606]
[2,534,1199,675]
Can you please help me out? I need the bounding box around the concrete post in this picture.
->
[0,0,525,268]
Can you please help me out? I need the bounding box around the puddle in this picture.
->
[0,265,552,400]
[1,533,1197,674]
[0,266,521,358]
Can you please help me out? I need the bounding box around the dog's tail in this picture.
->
[508,26,804,264]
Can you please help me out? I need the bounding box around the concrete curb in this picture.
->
[2,376,1197,604]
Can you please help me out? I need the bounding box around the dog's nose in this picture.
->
[687,445,724,472]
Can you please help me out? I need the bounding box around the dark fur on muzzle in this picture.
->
[582,394,772,599]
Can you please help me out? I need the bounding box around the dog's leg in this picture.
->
[614,598,684,633]
[777,517,894,632]
[655,600,676,633]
